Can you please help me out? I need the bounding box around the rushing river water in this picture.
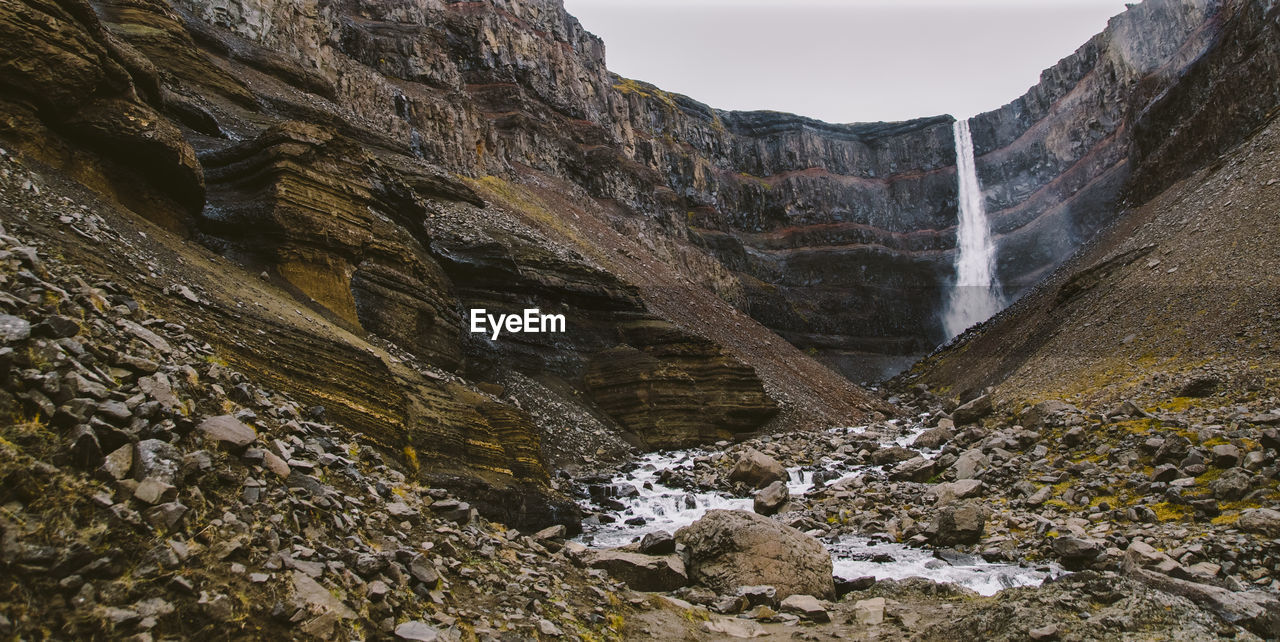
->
[576,422,1059,596]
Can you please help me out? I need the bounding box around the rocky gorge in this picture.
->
[2,0,1280,638]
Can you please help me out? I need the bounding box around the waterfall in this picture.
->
[943,118,1005,340]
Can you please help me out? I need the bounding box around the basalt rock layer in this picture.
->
[2,0,1276,528]
[0,0,891,531]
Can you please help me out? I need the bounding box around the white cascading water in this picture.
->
[943,118,1006,340]
[576,421,1058,596]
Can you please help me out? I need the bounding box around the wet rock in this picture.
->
[927,503,985,546]
[700,617,765,638]
[835,576,876,596]
[728,448,787,489]
[676,509,834,600]
[639,531,676,555]
[582,549,687,592]
[737,585,778,607]
[951,395,992,425]
[779,594,829,623]
[752,481,789,516]
[197,415,256,448]
[534,525,567,541]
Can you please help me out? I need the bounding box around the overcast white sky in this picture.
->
[563,0,1134,123]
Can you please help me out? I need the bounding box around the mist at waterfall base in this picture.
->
[943,119,1007,340]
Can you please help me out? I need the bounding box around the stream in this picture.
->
[576,422,1059,596]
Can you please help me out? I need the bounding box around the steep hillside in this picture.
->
[908,0,1280,410]
[908,109,1280,414]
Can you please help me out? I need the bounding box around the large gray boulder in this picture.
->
[676,509,834,600]
[727,448,787,489]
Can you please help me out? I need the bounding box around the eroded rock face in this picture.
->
[584,321,778,449]
[675,509,835,600]
[0,0,204,218]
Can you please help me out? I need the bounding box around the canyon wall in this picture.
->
[0,0,1267,526]
[129,0,1227,384]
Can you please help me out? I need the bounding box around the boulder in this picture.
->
[951,394,992,425]
[1019,400,1078,429]
[1211,444,1241,468]
[1211,468,1253,500]
[926,479,984,505]
[0,315,31,343]
[1124,551,1280,638]
[952,449,990,480]
[639,531,676,555]
[676,509,834,600]
[871,446,916,465]
[889,457,936,482]
[752,481,789,516]
[728,448,787,489]
[582,549,687,592]
[1052,536,1104,570]
[853,597,886,625]
[1239,508,1280,537]
[778,594,829,623]
[912,427,953,449]
[197,415,257,448]
[927,503,985,546]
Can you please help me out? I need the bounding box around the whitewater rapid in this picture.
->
[576,422,1058,597]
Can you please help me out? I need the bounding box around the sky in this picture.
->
[562,0,1134,123]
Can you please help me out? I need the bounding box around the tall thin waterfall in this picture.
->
[943,118,1005,340]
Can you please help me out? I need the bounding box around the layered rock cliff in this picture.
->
[0,0,886,531]
[1,0,1272,529]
